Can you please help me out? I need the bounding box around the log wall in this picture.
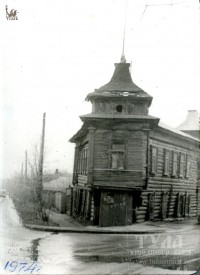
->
[92,128,147,188]
[136,129,200,222]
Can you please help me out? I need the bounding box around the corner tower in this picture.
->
[84,58,153,118]
[70,57,159,227]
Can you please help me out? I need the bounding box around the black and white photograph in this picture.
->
[1,0,200,274]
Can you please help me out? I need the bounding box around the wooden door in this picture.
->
[99,191,132,227]
[93,190,101,225]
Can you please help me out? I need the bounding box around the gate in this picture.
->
[99,191,132,227]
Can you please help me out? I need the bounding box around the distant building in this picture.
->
[177,110,200,139]
[69,57,200,227]
[43,172,72,213]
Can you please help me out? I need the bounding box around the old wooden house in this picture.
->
[69,56,200,227]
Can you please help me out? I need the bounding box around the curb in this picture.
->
[24,224,165,234]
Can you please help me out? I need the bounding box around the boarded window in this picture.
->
[172,152,178,177]
[186,155,191,178]
[111,144,125,170]
[164,149,170,176]
[179,153,185,178]
[150,146,157,175]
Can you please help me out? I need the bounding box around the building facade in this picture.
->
[69,58,200,227]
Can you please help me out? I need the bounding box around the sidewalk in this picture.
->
[24,210,199,234]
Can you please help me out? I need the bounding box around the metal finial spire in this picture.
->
[120,0,128,63]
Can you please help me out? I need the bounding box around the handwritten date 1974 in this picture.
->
[4,261,42,273]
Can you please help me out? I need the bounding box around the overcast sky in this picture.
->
[1,0,200,179]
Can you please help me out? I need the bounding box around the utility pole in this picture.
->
[21,163,24,178]
[38,113,46,207]
[25,150,28,182]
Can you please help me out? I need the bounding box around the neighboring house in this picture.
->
[176,110,200,139]
[69,57,200,227]
[43,174,72,213]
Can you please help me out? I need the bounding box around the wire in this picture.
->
[139,0,190,23]
[145,0,188,6]
[139,0,148,21]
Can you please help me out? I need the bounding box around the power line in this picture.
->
[139,0,148,21]
[146,1,187,7]
[139,0,190,22]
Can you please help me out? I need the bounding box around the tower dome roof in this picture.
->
[98,62,143,93]
[86,61,152,104]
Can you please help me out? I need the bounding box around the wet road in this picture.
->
[1,196,200,274]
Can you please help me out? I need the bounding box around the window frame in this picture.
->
[185,155,191,179]
[179,153,185,178]
[150,146,157,175]
[110,143,126,170]
[163,149,170,176]
[172,151,178,177]
[78,143,89,175]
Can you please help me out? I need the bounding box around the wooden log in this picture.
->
[136,219,145,223]
[136,214,146,219]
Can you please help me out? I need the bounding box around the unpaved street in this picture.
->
[0,196,200,274]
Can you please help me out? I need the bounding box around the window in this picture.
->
[164,149,170,176]
[81,147,88,175]
[177,192,190,217]
[179,153,185,178]
[111,144,125,170]
[186,155,191,178]
[116,105,123,113]
[78,144,88,175]
[98,102,104,113]
[80,150,84,174]
[172,152,178,177]
[150,146,157,174]
[103,193,114,204]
